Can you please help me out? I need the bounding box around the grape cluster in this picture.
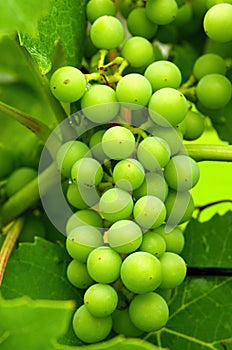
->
[49,0,232,344]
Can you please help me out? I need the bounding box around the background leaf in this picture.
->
[0,0,49,34]
[181,212,232,268]
[1,237,82,303]
[0,297,75,350]
[20,0,88,74]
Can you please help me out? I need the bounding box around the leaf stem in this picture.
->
[0,217,24,285]
[0,101,52,143]
[185,144,232,162]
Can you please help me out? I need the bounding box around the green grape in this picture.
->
[155,287,172,302]
[140,231,166,258]
[19,212,46,242]
[84,283,118,317]
[193,53,227,80]
[90,15,125,49]
[101,126,136,160]
[66,225,104,262]
[112,308,144,337]
[206,0,232,8]
[50,66,86,103]
[66,259,94,289]
[66,209,103,235]
[6,167,37,197]
[196,73,232,109]
[0,147,14,180]
[203,4,232,42]
[112,158,145,191]
[121,36,154,68]
[87,246,122,283]
[156,223,185,249]
[89,129,108,162]
[56,141,91,178]
[129,292,169,331]
[165,189,195,226]
[137,136,171,171]
[173,2,193,27]
[120,251,162,294]
[72,305,112,343]
[181,110,205,140]
[144,60,182,92]
[149,88,188,127]
[71,157,103,186]
[159,252,187,289]
[86,0,116,23]
[107,219,143,254]
[116,73,152,109]
[133,195,166,229]
[120,0,137,18]
[66,182,99,209]
[133,172,168,202]
[145,0,178,25]
[127,8,158,39]
[164,155,200,192]
[81,84,119,123]
[152,126,183,155]
[99,187,134,222]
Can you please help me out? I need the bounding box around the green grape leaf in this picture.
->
[169,42,199,83]
[20,0,87,74]
[1,237,82,303]
[0,0,49,34]
[181,212,232,268]
[0,297,75,350]
[206,101,232,144]
[158,276,232,350]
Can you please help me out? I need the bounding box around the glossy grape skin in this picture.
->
[6,167,37,197]
[66,226,104,262]
[127,8,158,39]
[152,126,183,156]
[81,84,119,123]
[56,141,91,178]
[66,259,94,289]
[133,195,166,229]
[66,182,99,209]
[101,126,136,160]
[87,246,122,283]
[165,189,195,227]
[140,231,166,258]
[112,308,144,337]
[121,36,154,68]
[112,158,145,191]
[164,155,200,192]
[90,15,124,49]
[159,252,187,289]
[196,73,232,109]
[180,110,205,141]
[116,73,152,108]
[129,292,169,332]
[203,3,232,42]
[107,220,143,254]
[144,60,182,92]
[65,209,103,235]
[71,157,103,186]
[137,136,171,171]
[99,188,134,222]
[50,66,86,103]
[120,251,162,294]
[72,305,112,343]
[84,283,118,317]
[86,0,116,23]
[149,88,188,127]
[133,172,168,202]
[145,0,178,25]
[155,225,185,254]
[193,53,227,80]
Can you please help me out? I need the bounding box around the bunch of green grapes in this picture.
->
[48,0,232,344]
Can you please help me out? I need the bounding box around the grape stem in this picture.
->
[185,144,232,162]
[0,217,24,285]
